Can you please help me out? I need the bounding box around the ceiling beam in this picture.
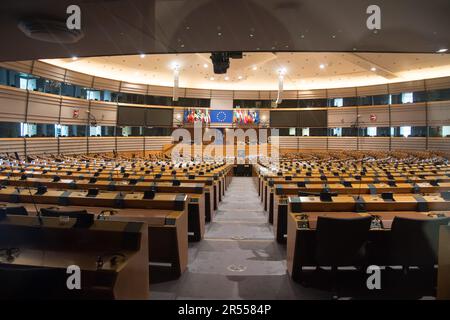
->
[341,53,398,80]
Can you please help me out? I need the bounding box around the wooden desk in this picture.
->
[438,225,450,300]
[0,215,149,299]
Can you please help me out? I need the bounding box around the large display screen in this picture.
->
[117,106,146,126]
[117,106,173,126]
[298,110,327,127]
[269,111,298,127]
[146,108,173,126]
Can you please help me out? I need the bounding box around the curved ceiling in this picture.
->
[42,52,450,91]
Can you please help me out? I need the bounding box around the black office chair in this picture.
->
[0,206,28,216]
[389,216,450,273]
[314,216,372,298]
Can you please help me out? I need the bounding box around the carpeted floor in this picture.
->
[149,177,436,300]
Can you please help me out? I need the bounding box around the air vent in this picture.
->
[18,19,84,43]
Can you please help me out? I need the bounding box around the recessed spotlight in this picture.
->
[238,75,243,80]
[140,53,146,58]
[437,48,448,53]
[203,63,208,68]
[370,67,377,72]
[224,76,229,81]
[210,77,215,81]
[252,66,257,71]
[319,64,325,69]
[71,56,78,61]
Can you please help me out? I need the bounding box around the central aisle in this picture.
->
[150,177,328,299]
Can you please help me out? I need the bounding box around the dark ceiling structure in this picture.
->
[0,0,449,62]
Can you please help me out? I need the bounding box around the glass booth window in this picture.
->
[429,126,450,137]
[89,126,101,136]
[117,126,143,137]
[67,125,87,137]
[391,126,426,137]
[401,92,413,104]
[55,124,69,137]
[0,122,21,137]
[101,126,115,136]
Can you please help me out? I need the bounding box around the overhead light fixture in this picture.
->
[278,67,287,75]
[437,48,448,53]
[140,53,146,58]
[171,62,180,71]
[370,67,377,72]
[203,63,208,68]
[210,77,215,81]
[71,56,78,61]
[252,66,257,71]
[224,76,229,81]
[319,64,325,69]
[238,75,243,80]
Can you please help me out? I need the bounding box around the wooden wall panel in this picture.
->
[117,137,144,152]
[328,87,357,98]
[328,108,357,127]
[211,90,233,99]
[389,80,425,94]
[0,85,27,122]
[328,137,357,150]
[359,137,390,150]
[276,136,297,149]
[428,138,450,152]
[428,101,450,126]
[27,92,60,123]
[233,90,259,100]
[60,97,89,125]
[298,89,327,99]
[185,88,210,99]
[391,137,426,150]
[0,138,25,157]
[0,61,33,74]
[148,85,173,97]
[145,136,173,150]
[25,138,58,155]
[59,137,87,155]
[89,101,117,126]
[31,61,65,83]
[120,82,148,95]
[358,105,390,127]
[92,77,121,92]
[64,70,93,88]
[88,137,116,154]
[298,137,327,149]
[425,76,450,91]
[356,84,388,96]
[391,103,426,126]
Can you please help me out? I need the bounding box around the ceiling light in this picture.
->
[370,67,377,72]
[71,56,78,61]
[278,67,287,75]
[210,77,215,81]
[203,63,208,68]
[252,66,257,71]
[224,76,229,80]
[238,75,243,80]
[140,53,146,58]
[319,64,325,69]
[437,48,448,53]
[171,62,180,71]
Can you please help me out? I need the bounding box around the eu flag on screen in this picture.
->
[210,110,233,123]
